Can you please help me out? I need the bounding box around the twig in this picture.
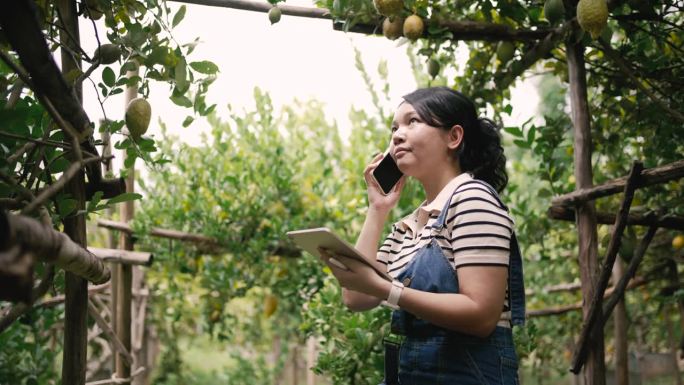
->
[6,79,24,109]
[0,130,73,150]
[570,161,643,374]
[87,300,134,366]
[21,156,103,215]
[7,142,37,165]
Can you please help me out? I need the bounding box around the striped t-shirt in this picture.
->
[376,173,514,324]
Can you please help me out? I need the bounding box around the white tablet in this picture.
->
[286,227,392,281]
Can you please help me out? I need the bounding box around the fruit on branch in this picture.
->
[263,294,278,318]
[268,7,282,24]
[373,0,404,17]
[428,59,440,79]
[577,0,608,40]
[544,0,565,25]
[93,44,122,65]
[382,17,403,40]
[673,235,684,250]
[403,15,424,41]
[125,98,151,139]
[496,41,516,64]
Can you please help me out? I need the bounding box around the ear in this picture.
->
[446,125,464,151]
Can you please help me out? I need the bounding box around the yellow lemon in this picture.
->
[383,17,403,40]
[403,15,424,41]
[263,294,278,318]
[577,0,608,40]
[672,235,684,250]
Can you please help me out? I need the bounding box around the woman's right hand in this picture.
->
[364,152,406,213]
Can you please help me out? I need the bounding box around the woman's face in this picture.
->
[389,102,457,179]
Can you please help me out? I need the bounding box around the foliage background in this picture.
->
[1,0,683,384]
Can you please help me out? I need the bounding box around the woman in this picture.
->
[319,87,525,385]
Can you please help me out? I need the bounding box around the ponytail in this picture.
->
[459,117,508,193]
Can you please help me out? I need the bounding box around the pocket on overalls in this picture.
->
[498,345,520,385]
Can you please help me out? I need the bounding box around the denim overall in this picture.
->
[382,181,526,385]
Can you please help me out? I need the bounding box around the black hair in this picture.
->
[402,86,508,193]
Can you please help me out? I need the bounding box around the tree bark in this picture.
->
[565,29,606,383]
[57,1,89,383]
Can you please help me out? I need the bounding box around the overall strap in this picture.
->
[433,178,526,326]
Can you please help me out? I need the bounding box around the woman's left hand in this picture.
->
[318,248,390,299]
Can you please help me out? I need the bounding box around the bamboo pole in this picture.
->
[115,70,138,385]
[565,26,605,383]
[88,247,153,266]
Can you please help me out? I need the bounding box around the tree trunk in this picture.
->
[612,258,629,385]
[58,1,88,384]
[565,32,606,384]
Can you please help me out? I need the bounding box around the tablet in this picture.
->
[286,227,392,281]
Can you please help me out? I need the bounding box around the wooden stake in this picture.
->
[612,258,629,385]
[565,28,605,384]
[571,162,643,374]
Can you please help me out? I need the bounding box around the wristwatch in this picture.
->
[381,280,404,310]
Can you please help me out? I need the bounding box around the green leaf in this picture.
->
[57,198,77,217]
[86,191,104,212]
[170,94,193,107]
[175,58,188,92]
[172,5,186,27]
[189,61,219,75]
[107,192,142,205]
[182,116,194,127]
[503,126,523,137]
[102,66,115,87]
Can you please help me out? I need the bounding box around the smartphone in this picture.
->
[372,152,403,195]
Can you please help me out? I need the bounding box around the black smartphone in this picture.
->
[372,152,403,195]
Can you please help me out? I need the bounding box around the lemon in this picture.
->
[268,7,282,24]
[544,0,565,25]
[93,44,121,65]
[263,294,278,318]
[373,0,403,17]
[673,235,684,250]
[125,98,151,139]
[496,41,516,64]
[403,15,424,41]
[382,17,403,40]
[577,0,608,40]
[427,59,440,78]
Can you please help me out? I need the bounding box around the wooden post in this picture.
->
[306,337,316,385]
[57,1,88,384]
[565,29,606,384]
[104,128,120,376]
[612,258,629,385]
[116,70,138,385]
